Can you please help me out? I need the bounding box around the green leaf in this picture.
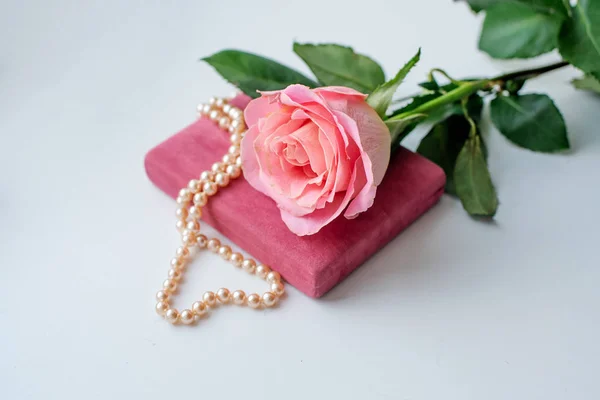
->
[201,49,318,98]
[467,0,569,16]
[466,0,498,13]
[389,90,484,131]
[418,80,440,91]
[534,0,569,15]
[558,0,600,74]
[386,114,426,144]
[505,78,527,95]
[391,93,440,116]
[572,73,600,94]
[454,135,499,217]
[437,93,484,123]
[532,0,570,16]
[561,0,572,16]
[391,123,420,155]
[478,2,564,59]
[417,79,482,94]
[399,81,461,114]
[417,115,472,195]
[292,43,385,93]
[367,49,421,117]
[490,93,569,152]
[424,94,485,126]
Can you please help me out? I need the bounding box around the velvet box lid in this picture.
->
[145,95,446,298]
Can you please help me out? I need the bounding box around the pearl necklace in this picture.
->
[154,96,285,325]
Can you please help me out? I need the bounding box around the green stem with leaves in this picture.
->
[390,80,488,120]
[388,61,569,121]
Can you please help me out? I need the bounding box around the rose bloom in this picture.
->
[241,84,391,236]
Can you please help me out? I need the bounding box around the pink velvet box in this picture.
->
[145,95,446,298]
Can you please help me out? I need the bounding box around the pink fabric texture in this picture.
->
[241,85,391,236]
[145,94,446,298]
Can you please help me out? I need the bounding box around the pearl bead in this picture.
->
[207,238,221,253]
[218,245,232,260]
[156,301,169,315]
[262,292,277,307]
[229,108,241,119]
[179,188,191,198]
[186,220,200,231]
[175,207,188,219]
[271,282,285,296]
[211,162,225,172]
[196,234,208,248]
[189,205,202,218]
[175,246,189,258]
[176,220,185,232]
[228,145,240,156]
[215,98,225,107]
[222,104,232,114]
[181,229,192,238]
[193,192,207,206]
[229,119,244,133]
[215,172,230,187]
[176,195,186,205]
[188,179,202,193]
[209,110,221,121]
[168,268,181,281]
[200,171,215,181]
[197,103,205,114]
[170,257,184,269]
[163,279,177,292]
[256,264,271,279]
[235,156,242,167]
[230,133,242,144]
[216,288,231,303]
[182,233,196,246]
[203,291,217,306]
[232,290,246,305]
[229,252,243,267]
[165,308,179,324]
[266,271,281,284]
[222,154,234,165]
[226,164,241,178]
[156,290,169,302]
[219,116,230,129]
[192,300,207,315]
[208,97,217,105]
[180,309,194,325]
[247,293,261,308]
[202,104,212,114]
[203,181,217,196]
[242,259,256,273]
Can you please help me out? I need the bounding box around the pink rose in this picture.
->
[241,84,391,236]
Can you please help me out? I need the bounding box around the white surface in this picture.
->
[1,0,599,399]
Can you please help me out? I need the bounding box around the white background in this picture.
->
[1,0,599,399]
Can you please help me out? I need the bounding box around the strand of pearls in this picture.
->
[154,96,285,325]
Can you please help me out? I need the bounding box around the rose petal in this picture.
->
[244,95,280,127]
[244,118,314,217]
[280,158,361,236]
[291,122,327,175]
[240,125,271,196]
[342,157,376,219]
[314,86,367,100]
[328,101,390,185]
